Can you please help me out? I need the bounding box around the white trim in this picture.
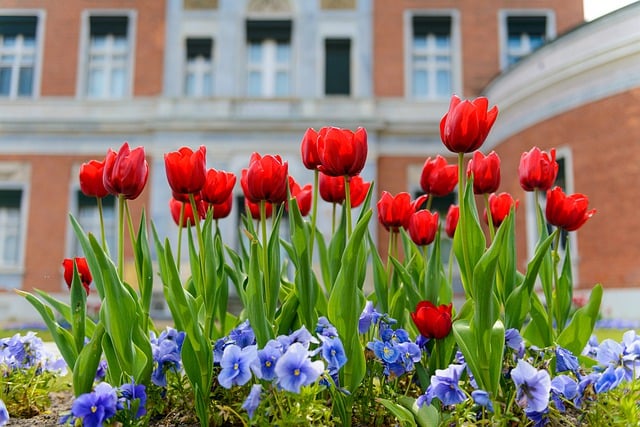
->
[0,9,46,99]
[403,9,461,100]
[76,9,137,99]
[0,161,30,281]
[498,9,556,71]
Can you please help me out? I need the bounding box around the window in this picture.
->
[246,20,292,97]
[0,189,24,270]
[185,38,214,97]
[73,192,117,256]
[505,16,547,67]
[86,16,130,99]
[411,16,452,100]
[0,16,37,98]
[324,38,351,96]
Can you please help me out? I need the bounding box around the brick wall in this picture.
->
[1,0,165,96]
[373,0,584,98]
[494,88,640,290]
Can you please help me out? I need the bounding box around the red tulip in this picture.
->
[241,152,288,204]
[377,191,427,232]
[519,147,558,192]
[319,173,371,207]
[103,142,149,200]
[485,192,518,228]
[62,257,92,295]
[317,126,367,177]
[440,95,498,153]
[545,186,596,231]
[467,151,501,195]
[420,155,458,197]
[411,301,452,339]
[408,210,440,246]
[300,127,321,170]
[79,159,109,198]
[445,204,459,238]
[164,146,207,201]
[246,198,272,219]
[201,168,236,205]
[208,193,233,220]
[287,176,312,216]
[170,197,204,227]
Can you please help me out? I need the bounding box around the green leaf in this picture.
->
[246,240,273,347]
[73,323,105,396]
[368,233,388,311]
[378,398,417,427]
[452,177,485,298]
[69,263,87,354]
[557,284,603,355]
[134,210,153,327]
[397,396,440,427]
[555,242,574,334]
[34,290,96,337]
[17,290,78,370]
[495,208,517,305]
[523,292,553,348]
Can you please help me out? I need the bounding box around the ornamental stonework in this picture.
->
[247,0,292,13]
[320,0,356,10]
[184,0,218,10]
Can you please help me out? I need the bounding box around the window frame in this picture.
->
[323,37,352,96]
[184,37,215,98]
[404,9,461,101]
[0,162,30,285]
[76,10,137,100]
[245,19,293,98]
[498,9,556,70]
[0,10,45,99]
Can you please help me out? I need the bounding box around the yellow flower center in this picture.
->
[233,363,239,370]
[294,368,300,376]
[91,406,98,413]
[265,361,271,367]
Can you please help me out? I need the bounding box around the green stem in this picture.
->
[484,193,495,241]
[97,197,106,252]
[550,228,561,334]
[117,195,125,277]
[188,193,206,282]
[331,202,337,235]
[310,169,319,262]
[457,152,472,299]
[344,176,352,237]
[260,200,272,321]
[422,245,429,301]
[176,202,185,271]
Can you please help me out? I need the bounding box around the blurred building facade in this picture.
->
[0,0,638,321]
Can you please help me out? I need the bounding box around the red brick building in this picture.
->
[1,0,638,321]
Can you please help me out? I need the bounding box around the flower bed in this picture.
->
[2,95,638,426]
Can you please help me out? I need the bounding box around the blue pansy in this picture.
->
[550,375,577,412]
[511,359,551,413]
[242,384,263,420]
[555,346,579,373]
[218,344,257,389]
[319,335,347,372]
[274,342,324,393]
[420,364,467,407]
[70,382,118,427]
[0,398,9,427]
[119,381,147,419]
[471,389,494,413]
[251,340,282,381]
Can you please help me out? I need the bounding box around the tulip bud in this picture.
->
[440,95,498,153]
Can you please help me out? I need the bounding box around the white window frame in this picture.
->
[184,37,214,98]
[246,38,291,98]
[0,162,30,282]
[0,10,45,99]
[524,147,578,283]
[76,10,137,99]
[498,9,556,70]
[404,10,461,101]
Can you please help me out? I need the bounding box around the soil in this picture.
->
[4,390,200,427]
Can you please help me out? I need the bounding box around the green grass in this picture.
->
[593,328,638,343]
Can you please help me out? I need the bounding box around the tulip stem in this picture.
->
[484,194,495,241]
[309,170,319,266]
[331,203,337,235]
[117,195,125,277]
[260,200,272,321]
[344,176,352,237]
[457,152,472,299]
[189,194,206,293]
[550,228,561,333]
[422,245,429,302]
[176,202,185,271]
[97,197,107,253]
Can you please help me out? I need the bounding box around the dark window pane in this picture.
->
[186,38,212,59]
[325,38,351,95]
[412,16,451,37]
[507,16,546,37]
[17,66,33,96]
[0,16,37,38]
[0,68,10,96]
[0,189,22,208]
[246,20,291,42]
[90,16,128,37]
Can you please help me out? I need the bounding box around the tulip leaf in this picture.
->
[69,214,104,299]
[133,210,153,330]
[369,233,388,312]
[73,323,105,396]
[557,283,602,355]
[523,292,553,348]
[34,290,96,337]
[390,256,420,310]
[378,398,417,427]
[453,177,485,299]
[246,240,273,347]
[397,396,440,427]
[495,209,517,305]
[555,242,573,333]
[452,319,485,390]
[69,263,87,354]
[17,290,78,370]
[425,230,444,305]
